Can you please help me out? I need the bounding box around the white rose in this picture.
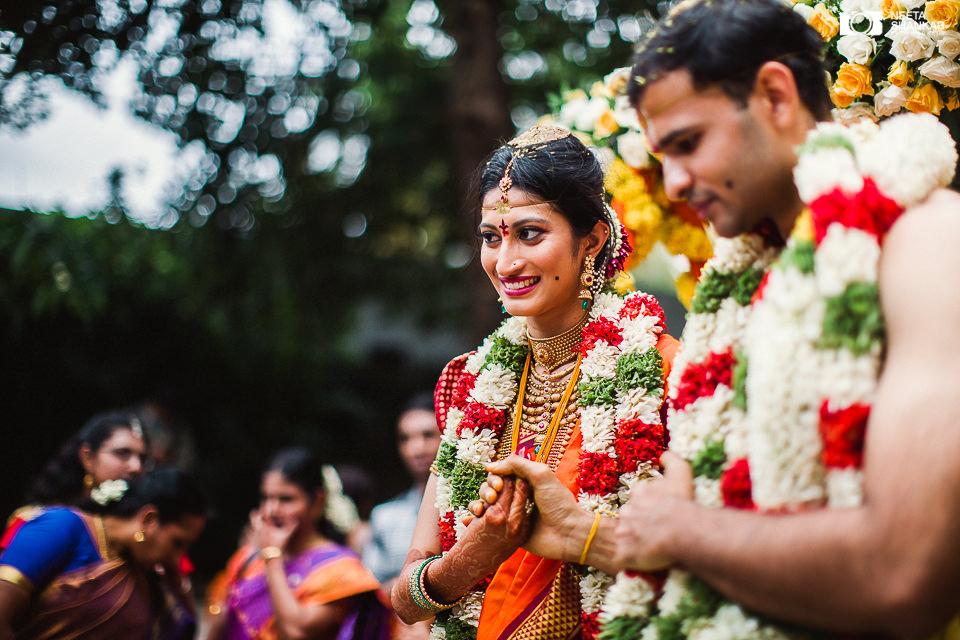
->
[793,3,815,20]
[557,96,590,130]
[872,83,910,116]
[887,18,937,61]
[575,97,612,133]
[937,30,960,59]
[899,0,926,10]
[920,54,960,86]
[617,129,653,169]
[613,94,642,129]
[832,101,878,124]
[837,33,877,63]
[840,0,881,12]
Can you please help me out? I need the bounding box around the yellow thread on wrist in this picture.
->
[579,513,601,565]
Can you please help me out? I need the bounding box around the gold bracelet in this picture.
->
[261,546,283,561]
[578,513,602,565]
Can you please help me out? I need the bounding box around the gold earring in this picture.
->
[578,256,596,309]
[134,531,145,543]
[83,474,94,488]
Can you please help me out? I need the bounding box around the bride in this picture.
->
[391,124,679,640]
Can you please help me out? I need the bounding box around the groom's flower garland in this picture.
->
[429,290,670,640]
[598,113,956,639]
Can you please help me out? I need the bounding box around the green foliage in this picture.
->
[616,348,664,395]
[580,376,619,407]
[598,615,647,640]
[690,267,766,313]
[691,438,727,480]
[781,240,816,275]
[450,459,486,506]
[732,350,748,410]
[820,282,885,355]
[436,441,458,477]
[487,332,528,376]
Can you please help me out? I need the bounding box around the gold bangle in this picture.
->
[261,546,283,561]
[579,513,602,565]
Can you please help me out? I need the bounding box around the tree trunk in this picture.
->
[441,0,512,347]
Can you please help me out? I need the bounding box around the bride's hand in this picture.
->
[483,455,591,562]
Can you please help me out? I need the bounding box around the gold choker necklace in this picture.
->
[527,314,588,372]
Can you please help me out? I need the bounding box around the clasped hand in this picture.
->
[471,452,696,571]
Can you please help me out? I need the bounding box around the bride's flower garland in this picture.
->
[597,113,956,639]
[430,290,670,640]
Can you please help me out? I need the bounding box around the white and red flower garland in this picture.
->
[597,113,956,638]
[430,290,670,640]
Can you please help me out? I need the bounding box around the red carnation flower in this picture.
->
[620,293,666,331]
[458,402,506,438]
[810,178,903,246]
[616,436,665,473]
[672,348,736,411]
[819,401,869,468]
[721,458,755,510]
[618,417,666,442]
[452,371,477,410]
[581,612,601,640]
[439,513,457,551]
[622,569,668,594]
[578,452,621,495]
[581,317,624,354]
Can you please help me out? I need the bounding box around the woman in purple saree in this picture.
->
[205,448,392,640]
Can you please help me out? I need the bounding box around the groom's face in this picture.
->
[637,69,797,238]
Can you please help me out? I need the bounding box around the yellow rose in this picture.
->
[925,0,960,30]
[905,83,945,114]
[675,272,699,310]
[613,272,635,295]
[594,110,620,138]
[888,60,915,87]
[562,89,588,102]
[808,4,840,41]
[881,0,907,19]
[831,63,874,107]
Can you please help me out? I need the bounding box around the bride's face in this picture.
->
[478,188,591,335]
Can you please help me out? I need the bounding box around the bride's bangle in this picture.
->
[408,556,462,613]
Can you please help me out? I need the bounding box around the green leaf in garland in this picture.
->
[820,282,884,356]
[616,348,664,396]
[691,438,726,480]
[691,267,765,313]
[731,267,765,307]
[680,575,723,619]
[450,459,487,507]
[731,350,748,411]
[780,239,815,275]
[442,615,478,640]
[795,131,856,157]
[487,333,527,376]
[435,441,458,477]
[580,376,619,406]
[598,615,647,640]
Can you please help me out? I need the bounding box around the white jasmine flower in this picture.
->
[90,479,128,505]
[443,408,464,445]
[600,574,655,619]
[498,316,527,344]
[590,292,622,319]
[794,146,863,202]
[581,342,619,378]
[451,590,484,625]
[580,570,615,613]
[434,475,453,512]
[816,225,880,296]
[827,467,865,507]
[470,363,517,410]
[657,570,691,616]
[457,428,499,465]
[580,405,618,452]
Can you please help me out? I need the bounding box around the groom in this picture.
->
[484,0,960,634]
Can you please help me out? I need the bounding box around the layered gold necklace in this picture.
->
[498,316,587,466]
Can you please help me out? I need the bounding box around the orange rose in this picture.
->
[594,110,620,138]
[808,4,840,41]
[882,0,907,18]
[946,88,960,110]
[831,63,874,107]
[887,60,915,87]
[925,0,960,30]
[905,83,945,114]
